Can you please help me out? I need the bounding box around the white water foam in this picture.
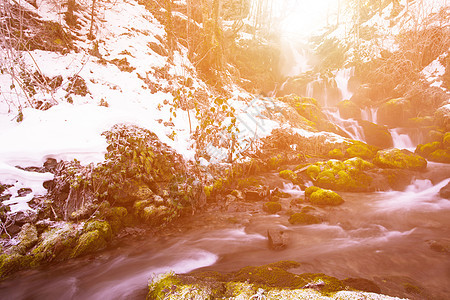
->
[361,107,378,124]
[335,68,354,101]
[390,128,414,150]
[376,178,450,211]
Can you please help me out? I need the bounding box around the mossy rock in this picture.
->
[148,261,354,299]
[263,202,282,214]
[415,141,441,157]
[304,186,321,200]
[31,223,79,265]
[288,212,321,225]
[429,149,450,163]
[374,149,427,171]
[346,142,377,160]
[0,253,28,278]
[309,189,344,206]
[306,164,322,180]
[107,206,128,233]
[328,148,344,159]
[71,230,107,258]
[306,158,374,192]
[279,169,297,183]
[84,220,112,241]
[11,223,38,255]
[337,100,360,119]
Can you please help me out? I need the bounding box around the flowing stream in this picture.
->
[0,163,449,300]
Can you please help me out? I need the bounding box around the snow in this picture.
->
[422,52,447,89]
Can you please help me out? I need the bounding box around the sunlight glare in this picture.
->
[275,0,340,38]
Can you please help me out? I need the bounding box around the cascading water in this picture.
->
[335,68,354,101]
[324,108,365,141]
[390,128,415,150]
[361,107,378,124]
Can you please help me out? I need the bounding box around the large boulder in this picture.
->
[378,98,413,127]
[374,149,427,171]
[309,188,344,206]
[359,120,393,149]
[306,158,375,192]
[338,100,361,119]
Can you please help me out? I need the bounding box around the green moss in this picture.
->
[84,220,112,241]
[316,170,336,188]
[237,177,261,189]
[263,202,282,214]
[415,141,441,157]
[148,272,181,299]
[328,148,344,159]
[0,254,24,278]
[309,189,344,206]
[288,212,321,225]
[11,223,38,255]
[346,142,377,160]
[374,149,427,171]
[204,185,213,198]
[304,186,321,199]
[429,149,450,163]
[232,261,304,288]
[306,164,321,180]
[343,157,374,171]
[279,170,297,183]
[31,224,79,264]
[71,230,107,258]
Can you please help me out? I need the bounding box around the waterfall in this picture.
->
[361,107,378,124]
[335,68,354,101]
[325,109,365,141]
[390,128,415,150]
[306,81,314,97]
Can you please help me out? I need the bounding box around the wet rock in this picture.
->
[378,98,413,127]
[263,202,282,214]
[71,230,107,258]
[358,120,393,149]
[43,158,58,172]
[288,212,321,225]
[346,141,378,160]
[342,278,381,293]
[244,190,260,201]
[374,149,427,171]
[14,210,38,225]
[11,223,38,255]
[31,223,80,264]
[17,188,32,197]
[426,239,450,253]
[309,188,344,206]
[337,100,361,119]
[267,229,289,250]
[307,158,375,192]
[439,182,450,199]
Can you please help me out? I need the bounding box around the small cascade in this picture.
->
[361,107,378,124]
[306,80,314,98]
[390,128,415,150]
[325,109,365,141]
[335,68,354,101]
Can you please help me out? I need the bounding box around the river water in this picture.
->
[0,163,449,300]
